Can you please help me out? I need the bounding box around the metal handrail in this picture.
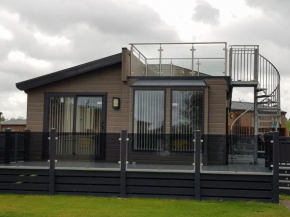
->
[146,57,225,60]
[230,52,281,136]
[130,42,227,45]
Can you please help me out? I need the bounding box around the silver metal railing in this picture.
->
[130,42,227,77]
[230,46,281,138]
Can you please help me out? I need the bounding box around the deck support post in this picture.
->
[14,133,18,163]
[120,129,128,198]
[24,129,30,161]
[195,130,201,201]
[4,129,12,164]
[49,128,56,195]
[273,131,279,204]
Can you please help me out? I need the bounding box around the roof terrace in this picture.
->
[129,42,228,77]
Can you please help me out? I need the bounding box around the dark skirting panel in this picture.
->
[0,168,276,202]
[0,168,49,195]
[126,172,195,199]
[55,170,121,197]
[200,173,273,202]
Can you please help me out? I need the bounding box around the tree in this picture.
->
[0,115,5,122]
[286,118,290,131]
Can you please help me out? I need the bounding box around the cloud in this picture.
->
[245,0,290,17]
[0,25,14,41]
[0,0,180,119]
[192,0,220,25]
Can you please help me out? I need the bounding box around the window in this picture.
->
[133,90,165,150]
[171,91,203,151]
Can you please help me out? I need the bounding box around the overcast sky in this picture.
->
[0,0,289,119]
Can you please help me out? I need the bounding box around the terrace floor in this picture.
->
[0,158,270,173]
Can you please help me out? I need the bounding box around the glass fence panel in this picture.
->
[130,43,227,77]
[0,132,120,171]
[127,133,195,172]
[195,59,226,76]
[0,132,50,168]
[131,44,160,76]
[54,133,120,170]
[171,59,192,76]
[147,59,160,76]
[194,44,226,59]
[201,134,272,173]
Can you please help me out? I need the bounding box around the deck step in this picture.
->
[258,120,273,124]
[257,101,277,105]
[257,95,271,98]
[258,107,279,110]
[256,88,267,92]
[258,114,279,117]
[232,81,259,87]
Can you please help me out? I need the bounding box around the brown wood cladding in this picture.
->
[204,79,227,135]
[25,43,229,139]
[26,63,125,133]
[26,72,228,136]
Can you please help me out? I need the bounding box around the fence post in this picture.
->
[14,133,18,163]
[195,130,201,201]
[120,129,128,198]
[4,129,11,164]
[49,128,57,195]
[229,47,232,78]
[24,129,30,161]
[273,131,279,204]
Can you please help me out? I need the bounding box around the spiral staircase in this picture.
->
[229,45,281,164]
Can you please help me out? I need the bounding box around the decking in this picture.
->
[0,158,270,173]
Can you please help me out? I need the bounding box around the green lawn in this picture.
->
[281,194,290,201]
[0,195,289,217]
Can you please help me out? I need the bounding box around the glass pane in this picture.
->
[48,97,74,156]
[133,90,165,151]
[76,97,103,133]
[48,97,74,133]
[171,91,203,151]
[75,97,103,156]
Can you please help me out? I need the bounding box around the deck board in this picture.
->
[0,159,270,173]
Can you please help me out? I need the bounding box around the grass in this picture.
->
[286,119,290,131]
[281,194,290,201]
[0,195,289,217]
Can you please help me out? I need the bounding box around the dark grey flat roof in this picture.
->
[16,53,122,91]
[130,79,207,87]
[1,120,26,125]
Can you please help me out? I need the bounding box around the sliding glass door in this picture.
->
[171,90,203,151]
[46,94,106,159]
